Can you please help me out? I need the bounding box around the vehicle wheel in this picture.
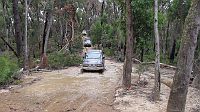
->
[99,69,104,74]
[81,69,85,73]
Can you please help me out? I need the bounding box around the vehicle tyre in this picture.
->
[99,69,104,74]
[81,69,85,73]
[84,44,91,47]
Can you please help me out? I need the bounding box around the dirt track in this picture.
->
[0,60,122,112]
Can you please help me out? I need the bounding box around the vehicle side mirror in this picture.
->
[102,56,105,59]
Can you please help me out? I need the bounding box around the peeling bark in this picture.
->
[151,0,161,101]
[167,0,200,111]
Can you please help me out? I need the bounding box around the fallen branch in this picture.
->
[132,58,177,70]
[36,69,52,72]
[29,66,40,72]
[0,36,19,58]
[29,66,52,72]
[159,63,176,70]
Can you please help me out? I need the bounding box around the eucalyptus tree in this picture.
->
[152,0,161,101]
[1,0,12,51]
[12,0,23,57]
[40,0,54,68]
[122,0,134,88]
[167,0,200,111]
[24,0,29,70]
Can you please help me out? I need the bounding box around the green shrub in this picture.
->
[0,56,18,85]
[143,52,155,62]
[70,36,83,53]
[48,52,82,69]
[103,48,114,57]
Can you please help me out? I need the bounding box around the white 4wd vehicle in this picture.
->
[83,38,92,47]
[81,50,105,73]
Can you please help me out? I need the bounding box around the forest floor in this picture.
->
[0,60,200,112]
[114,64,200,112]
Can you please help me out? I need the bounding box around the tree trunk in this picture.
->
[101,0,105,26]
[59,17,63,49]
[2,0,10,51]
[35,2,40,53]
[167,1,200,112]
[24,0,29,70]
[113,0,117,19]
[140,45,144,62]
[152,0,161,101]
[69,18,74,52]
[165,20,170,57]
[169,39,176,63]
[12,0,22,57]
[64,20,68,43]
[122,0,134,88]
[40,8,53,68]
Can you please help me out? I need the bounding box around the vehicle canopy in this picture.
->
[85,52,102,59]
[82,30,87,35]
[84,50,104,59]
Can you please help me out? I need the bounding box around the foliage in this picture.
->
[167,0,191,21]
[70,35,83,53]
[143,52,155,62]
[0,56,18,85]
[103,48,114,57]
[90,15,125,59]
[0,0,196,70]
[131,0,154,57]
[90,20,103,45]
[48,52,82,69]
[135,63,150,76]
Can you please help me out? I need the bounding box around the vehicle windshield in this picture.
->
[85,53,101,59]
[84,39,91,43]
